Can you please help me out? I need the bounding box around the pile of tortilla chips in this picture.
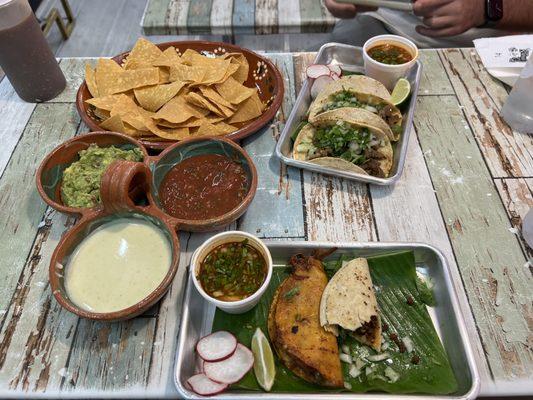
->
[84,38,265,142]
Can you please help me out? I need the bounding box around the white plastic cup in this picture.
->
[190,231,273,314]
[363,34,419,91]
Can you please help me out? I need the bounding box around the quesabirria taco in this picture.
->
[293,108,393,178]
[308,75,403,141]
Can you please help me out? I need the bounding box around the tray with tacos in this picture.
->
[174,241,479,399]
[275,42,422,185]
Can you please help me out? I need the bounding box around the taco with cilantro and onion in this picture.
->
[308,75,403,141]
[293,108,393,178]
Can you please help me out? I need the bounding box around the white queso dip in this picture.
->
[65,218,172,313]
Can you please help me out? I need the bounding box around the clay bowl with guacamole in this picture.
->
[36,131,148,216]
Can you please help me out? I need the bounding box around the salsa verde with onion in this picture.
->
[198,239,267,301]
[368,43,413,65]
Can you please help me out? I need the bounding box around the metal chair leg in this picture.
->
[42,0,75,40]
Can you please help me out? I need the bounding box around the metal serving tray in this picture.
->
[174,241,480,400]
[275,42,422,185]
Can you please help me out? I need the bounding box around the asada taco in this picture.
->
[308,75,403,141]
[319,257,382,351]
[293,108,393,178]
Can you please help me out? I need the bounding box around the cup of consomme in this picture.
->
[363,34,418,90]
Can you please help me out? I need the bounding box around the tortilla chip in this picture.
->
[145,118,190,140]
[196,121,225,136]
[97,66,160,96]
[180,49,203,64]
[169,64,206,83]
[86,93,124,111]
[155,95,209,123]
[185,92,225,116]
[134,80,185,112]
[124,38,163,70]
[215,76,255,104]
[222,62,240,82]
[152,47,182,68]
[199,58,231,85]
[109,95,150,131]
[228,54,249,84]
[175,116,225,128]
[199,86,235,110]
[214,121,238,134]
[92,107,110,120]
[85,64,99,98]
[158,68,170,84]
[228,91,264,124]
[99,114,126,133]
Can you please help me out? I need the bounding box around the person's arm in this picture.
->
[414,0,533,38]
[324,0,376,19]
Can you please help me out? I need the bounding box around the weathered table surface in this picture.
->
[141,0,336,35]
[0,49,531,398]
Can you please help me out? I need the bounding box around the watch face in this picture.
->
[487,0,503,21]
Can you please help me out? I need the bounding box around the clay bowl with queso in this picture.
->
[190,231,273,314]
[48,161,181,321]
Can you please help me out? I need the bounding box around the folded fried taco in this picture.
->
[308,75,403,141]
[293,108,393,178]
[319,258,382,351]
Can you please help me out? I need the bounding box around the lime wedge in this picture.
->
[251,327,276,391]
[391,78,411,106]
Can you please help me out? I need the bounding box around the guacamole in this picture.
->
[61,144,143,208]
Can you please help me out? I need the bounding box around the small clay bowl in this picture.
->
[36,131,148,216]
[76,40,285,150]
[116,136,258,232]
[49,161,180,321]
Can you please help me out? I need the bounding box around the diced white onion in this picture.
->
[365,105,378,113]
[344,381,352,390]
[341,345,350,355]
[365,366,374,376]
[367,352,390,362]
[349,141,360,152]
[381,342,389,351]
[340,353,352,364]
[402,336,414,353]
[349,364,362,378]
[384,366,400,383]
[373,374,388,382]
[355,358,366,370]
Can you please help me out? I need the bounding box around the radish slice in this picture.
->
[311,75,334,99]
[306,64,331,79]
[196,331,237,362]
[327,64,342,76]
[330,72,341,81]
[187,374,228,396]
[204,344,254,384]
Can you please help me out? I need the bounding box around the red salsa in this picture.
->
[368,43,413,65]
[159,154,248,220]
[198,239,267,301]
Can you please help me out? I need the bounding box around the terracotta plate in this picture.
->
[76,40,284,150]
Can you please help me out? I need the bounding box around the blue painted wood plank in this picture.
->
[238,53,305,238]
[232,0,255,35]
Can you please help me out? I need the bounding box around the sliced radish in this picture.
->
[327,63,342,76]
[330,72,341,81]
[187,374,228,396]
[306,64,331,79]
[311,75,334,99]
[196,331,237,362]
[204,343,254,384]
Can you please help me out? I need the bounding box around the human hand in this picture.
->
[324,0,377,19]
[413,0,486,37]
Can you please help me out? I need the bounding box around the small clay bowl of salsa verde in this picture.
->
[190,231,273,314]
[363,34,418,90]
[36,131,148,216]
[49,161,181,321]
[146,136,257,232]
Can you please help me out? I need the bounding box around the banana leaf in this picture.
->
[212,250,458,394]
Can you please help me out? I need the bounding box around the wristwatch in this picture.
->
[480,0,503,28]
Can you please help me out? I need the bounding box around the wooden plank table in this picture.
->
[141,0,336,36]
[0,49,531,398]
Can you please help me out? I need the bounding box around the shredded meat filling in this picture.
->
[355,315,379,342]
